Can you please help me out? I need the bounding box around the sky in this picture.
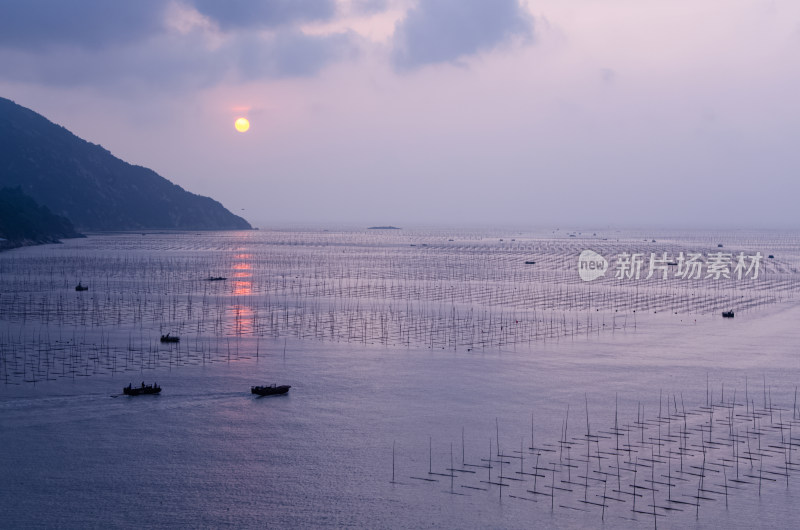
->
[1,0,799,229]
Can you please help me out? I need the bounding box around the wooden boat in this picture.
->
[123,382,161,396]
[75,283,88,291]
[205,276,227,281]
[722,311,735,318]
[160,334,180,343]
[524,260,536,265]
[251,384,291,396]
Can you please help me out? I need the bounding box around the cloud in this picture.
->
[0,34,222,90]
[391,0,533,70]
[0,0,166,51]
[238,30,358,80]
[190,0,337,30]
[0,0,534,90]
[0,0,339,49]
[350,0,390,15]
[0,30,357,90]
[0,1,356,89]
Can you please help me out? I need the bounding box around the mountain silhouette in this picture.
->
[0,97,251,231]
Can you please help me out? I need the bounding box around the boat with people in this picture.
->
[722,310,735,318]
[123,382,161,396]
[251,384,291,396]
[160,334,180,343]
[205,276,227,281]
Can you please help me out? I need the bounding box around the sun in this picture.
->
[234,117,250,133]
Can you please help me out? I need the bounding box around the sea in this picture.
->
[1,228,799,529]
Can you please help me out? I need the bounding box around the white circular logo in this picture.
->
[578,250,608,282]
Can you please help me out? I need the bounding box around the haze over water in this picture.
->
[2,228,800,528]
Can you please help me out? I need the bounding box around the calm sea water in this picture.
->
[2,229,800,528]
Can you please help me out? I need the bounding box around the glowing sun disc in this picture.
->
[234,117,250,133]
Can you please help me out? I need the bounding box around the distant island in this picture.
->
[368,226,401,230]
[0,97,251,232]
[0,187,82,250]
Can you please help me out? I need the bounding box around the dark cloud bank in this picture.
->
[392,0,533,69]
[0,0,351,87]
[0,0,535,88]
